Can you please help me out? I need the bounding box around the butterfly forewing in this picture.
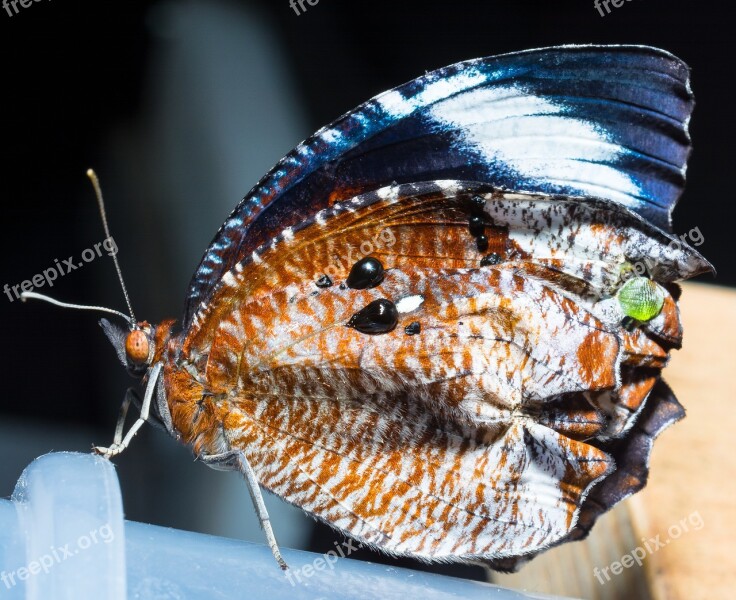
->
[185,46,695,325]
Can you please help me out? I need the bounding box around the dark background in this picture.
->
[1,0,732,583]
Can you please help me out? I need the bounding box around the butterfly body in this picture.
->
[88,46,713,570]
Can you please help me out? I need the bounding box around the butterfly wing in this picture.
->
[184,45,694,327]
[496,379,688,571]
[168,181,710,564]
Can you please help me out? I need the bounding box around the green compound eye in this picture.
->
[616,277,665,322]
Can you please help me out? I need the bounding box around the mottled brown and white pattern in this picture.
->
[142,181,711,568]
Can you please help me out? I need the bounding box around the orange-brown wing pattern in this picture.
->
[164,181,711,566]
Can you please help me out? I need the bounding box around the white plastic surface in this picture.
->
[0,453,562,599]
[1,452,125,600]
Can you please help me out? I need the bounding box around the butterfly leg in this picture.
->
[200,450,289,570]
[109,387,139,447]
[94,363,162,458]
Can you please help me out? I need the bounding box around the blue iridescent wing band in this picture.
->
[184,45,692,327]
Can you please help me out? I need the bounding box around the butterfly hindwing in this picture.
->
[213,388,612,562]
[169,180,708,564]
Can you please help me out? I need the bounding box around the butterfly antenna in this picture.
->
[20,291,134,325]
[86,169,137,324]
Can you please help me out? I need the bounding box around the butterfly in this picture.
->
[26,45,712,572]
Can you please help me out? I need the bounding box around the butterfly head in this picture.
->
[99,318,159,377]
[125,327,152,368]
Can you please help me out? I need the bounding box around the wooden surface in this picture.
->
[494,283,736,600]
